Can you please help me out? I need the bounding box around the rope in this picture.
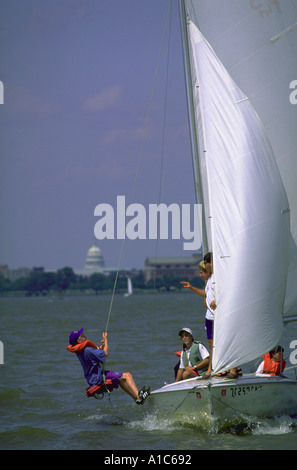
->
[152,0,172,291]
[104,0,173,333]
[101,364,112,404]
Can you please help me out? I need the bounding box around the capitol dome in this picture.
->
[84,243,105,270]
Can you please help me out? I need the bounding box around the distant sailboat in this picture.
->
[147,0,297,430]
[124,277,133,297]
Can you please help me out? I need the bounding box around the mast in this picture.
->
[179,0,208,255]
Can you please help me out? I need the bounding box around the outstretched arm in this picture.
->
[180,281,205,298]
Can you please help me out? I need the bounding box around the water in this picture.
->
[1,294,297,450]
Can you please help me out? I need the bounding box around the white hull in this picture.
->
[147,375,297,431]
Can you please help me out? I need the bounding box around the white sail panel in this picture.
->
[185,0,297,317]
[186,20,290,373]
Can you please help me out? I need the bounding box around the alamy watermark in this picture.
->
[289,80,297,105]
[0,81,3,104]
[289,340,297,365]
[0,341,3,365]
[94,196,202,250]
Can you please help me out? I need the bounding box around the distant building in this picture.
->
[0,265,8,278]
[32,267,44,273]
[144,253,203,283]
[0,265,32,281]
[72,241,129,277]
[84,243,105,271]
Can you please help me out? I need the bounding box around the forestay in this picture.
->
[184,6,291,374]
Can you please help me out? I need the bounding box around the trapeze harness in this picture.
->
[67,340,113,399]
[262,352,286,376]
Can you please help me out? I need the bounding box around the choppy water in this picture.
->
[1,294,297,450]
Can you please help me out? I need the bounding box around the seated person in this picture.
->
[175,327,209,382]
[67,328,150,404]
[256,345,286,376]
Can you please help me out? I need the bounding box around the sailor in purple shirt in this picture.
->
[67,328,150,404]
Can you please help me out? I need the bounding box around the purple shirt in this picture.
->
[76,346,106,386]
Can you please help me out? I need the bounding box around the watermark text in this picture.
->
[289,340,297,365]
[0,341,3,365]
[0,81,3,104]
[289,80,297,105]
[94,196,202,250]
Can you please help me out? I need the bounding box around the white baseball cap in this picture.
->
[178,327,193,337]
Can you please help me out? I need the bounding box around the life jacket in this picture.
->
[66,340,99,353]
[181,341,208,376]
[262,353,286,376]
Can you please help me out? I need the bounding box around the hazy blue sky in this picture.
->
[0,0,199,271]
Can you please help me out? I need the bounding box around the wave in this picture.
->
[127,411,297,437]
[0,386,26,403]
[0,426,59,450]
[244,415,297,436]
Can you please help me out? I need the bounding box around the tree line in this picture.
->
[0,267,204,296]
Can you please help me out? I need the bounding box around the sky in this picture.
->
[0,0,199,272]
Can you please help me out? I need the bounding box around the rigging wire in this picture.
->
[179,1,199,208]
[152,0,173,292]
[104,0,173,333]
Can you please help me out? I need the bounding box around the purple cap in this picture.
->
[69,328,84,345]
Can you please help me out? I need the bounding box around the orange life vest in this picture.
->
[262,353,286,376]
[67,339,99,353]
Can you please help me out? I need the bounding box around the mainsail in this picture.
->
[181,1,292,373]
[182,0,297,318]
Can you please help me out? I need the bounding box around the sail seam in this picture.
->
[235,98,249,104]
[270,22,297,43]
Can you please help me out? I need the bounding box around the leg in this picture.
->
[203,319,213,378]
[119,372,140,400]
[181,368,198,380]
[205,339,213,376]
[225,367,239,379]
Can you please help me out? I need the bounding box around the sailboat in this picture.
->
[147,0,297,430]
[124,277,133,297]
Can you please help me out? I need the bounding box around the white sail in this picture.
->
[127,277,133,295]
[184,15,290,373]
[124,277,133,296]
[147,2,297,427]
[183,0,297,317]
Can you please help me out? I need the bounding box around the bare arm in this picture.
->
[184,357,209,373]
[180,281,205,298]
[175,368,184,382]
[195,357,209,371]
[101,331,109,357]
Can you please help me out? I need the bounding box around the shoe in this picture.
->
[215,371,228,377]
[138,385,146,398]
[135,386,151,405]
[201,373,211,380]
[224,372,238,380]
